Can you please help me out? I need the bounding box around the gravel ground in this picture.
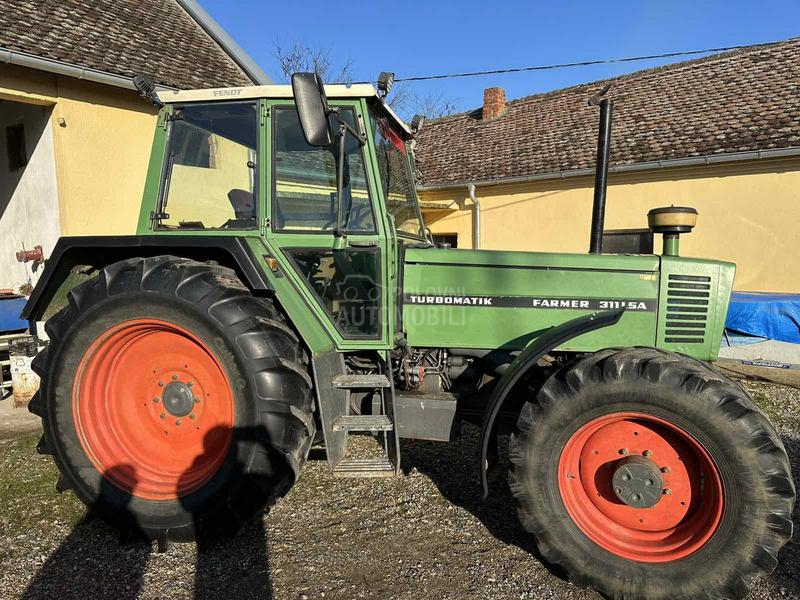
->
[0,380,798,600]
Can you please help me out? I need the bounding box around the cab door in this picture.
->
[262,99,393,349]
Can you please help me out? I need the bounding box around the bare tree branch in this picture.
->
[272,41,459,119]
[273,42,355,84]
[387,84,460,120]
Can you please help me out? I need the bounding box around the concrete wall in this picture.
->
[0,101,60,291]
[0,64,157,241]
[420,157,800,293]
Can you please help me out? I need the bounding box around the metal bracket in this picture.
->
[150,210,170,223]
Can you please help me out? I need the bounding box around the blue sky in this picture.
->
[200,0,799,114]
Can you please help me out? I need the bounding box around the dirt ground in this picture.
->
[0,380,798,600]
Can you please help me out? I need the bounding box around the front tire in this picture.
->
[30,256,315,546]
[509,347,794,599]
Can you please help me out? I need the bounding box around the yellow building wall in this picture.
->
[0,63,157,236]
[166,136,254,227]
[421,158,800,293]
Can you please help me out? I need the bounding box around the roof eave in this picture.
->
[417,146,800,191]
[0,47,178,93]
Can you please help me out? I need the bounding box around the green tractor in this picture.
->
[24,72,793,599]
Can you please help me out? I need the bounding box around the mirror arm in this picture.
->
[334,124,347,240]
[329,107,367,145]
[330,109,368,245]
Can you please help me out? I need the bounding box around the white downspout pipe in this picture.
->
[466,183,481,249]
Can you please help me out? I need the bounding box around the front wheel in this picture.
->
[509,347,794,600]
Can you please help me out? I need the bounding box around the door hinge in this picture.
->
[150,210,170,223]
[261,104,269,126]
[261,216,270,235]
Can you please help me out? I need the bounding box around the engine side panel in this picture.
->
[402,248,734,361]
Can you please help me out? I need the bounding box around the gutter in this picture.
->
[418,146,800,191]
[176,0,272,85]
[0,47,178,92]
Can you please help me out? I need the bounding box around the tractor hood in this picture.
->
[401,247,661,351]
[401,247,733,361]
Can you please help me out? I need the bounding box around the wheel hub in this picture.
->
[73,319,234,500]
[612,456,663,508]
[558,412,724,562]
[162,380,195,417]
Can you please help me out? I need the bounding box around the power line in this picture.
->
[366,37,797,84]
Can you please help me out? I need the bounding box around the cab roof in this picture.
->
[159,83,413,137]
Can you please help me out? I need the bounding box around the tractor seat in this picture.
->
[225,188,256,229]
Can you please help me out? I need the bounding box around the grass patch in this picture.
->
[0,433,84,559]
[748,387,785,423]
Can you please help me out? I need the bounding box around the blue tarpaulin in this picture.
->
[0,296,27,333]
[725,292,800,345]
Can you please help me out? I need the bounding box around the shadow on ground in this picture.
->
[21,466,151,600]
[19,429,276,600]
[19,511,274,600]
[401,426,567,581]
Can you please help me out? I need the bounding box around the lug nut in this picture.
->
[160,413,166,419]
[661,466,670,473]
[158,381,165,387]
[663,488,672,495]
[175,419,182,426]
[153,398,160,404]
[172,374,179,381]
[642,449,652,457]
[619,448,629,455]
[190,413,196,419]
[194,397,201,404]
[187,381,194,387]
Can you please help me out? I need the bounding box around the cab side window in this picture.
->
[159,102,258,230]
[272,106,375,233]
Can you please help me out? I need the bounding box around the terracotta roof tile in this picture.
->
[0,0,252,89]
[415,39,800,187]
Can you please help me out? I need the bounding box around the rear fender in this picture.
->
[478,309,624,498]
[22,236,271,324]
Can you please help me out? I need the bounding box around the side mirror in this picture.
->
[291,72,333,146]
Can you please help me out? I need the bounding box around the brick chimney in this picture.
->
[482,87,506,120]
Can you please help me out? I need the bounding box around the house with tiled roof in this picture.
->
[415,38,800,293]
[0,0,270,292]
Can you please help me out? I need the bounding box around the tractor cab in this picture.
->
[138,77,426,347]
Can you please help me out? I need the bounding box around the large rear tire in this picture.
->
[29,256,315,547]
[509,347,794,600]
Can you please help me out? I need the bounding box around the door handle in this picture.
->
[347,240,377,248]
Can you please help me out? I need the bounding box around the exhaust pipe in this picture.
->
[589,84,613,254]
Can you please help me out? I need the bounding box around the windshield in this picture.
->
[369,108,424,238]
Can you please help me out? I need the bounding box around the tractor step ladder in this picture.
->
[333,414,393,432]
[330,356,400,478]
[333,457,395,477]
[332,374,392,388]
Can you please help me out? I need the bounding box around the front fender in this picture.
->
[478,309,624,498]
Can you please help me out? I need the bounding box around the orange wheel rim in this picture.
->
[72,319,234,500]
[558,412,724,562]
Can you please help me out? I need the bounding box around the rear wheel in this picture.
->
[30,256,315,547]
[509,347,794,599]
